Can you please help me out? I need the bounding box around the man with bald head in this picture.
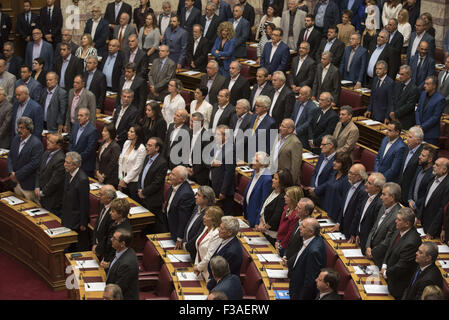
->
[113,12,136,51]
[271,119,302,185]
[0,58,16,103]
[148,45,176,100]
[12,85,43,138]
[332,105,359,158]
[289,42,316,93]
[406,17,436,65]
[210,89,235,132]
[410,41,435,90]
[200,60,226,106]
[100,39,125,92]
[288,217,326,300]
[290,86,315,147]
[312,51,340,103]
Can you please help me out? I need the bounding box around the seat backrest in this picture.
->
[104,96,115,115]
[170,289,179,300]
[300,162,314,187]
[240,247,251,276]
[333,259,351,293]
[352,144,362,162]
[240,65,252,80]
[89,194,100,217]
[343,279,361,300]
[180,90,192,109]
[0,159,9,178]
[360,148,376,172]
[237,176,250,196]
[338,88,362,110]
[255,283,270,300]
[325,241,338,268]
[156,264,174,298]
[142,240,162,273]
[243,261,262,297]
[247,47,257,61]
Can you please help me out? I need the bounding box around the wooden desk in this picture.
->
[0,191,78,290]
[65,251,107,300]
[176,69,205,91]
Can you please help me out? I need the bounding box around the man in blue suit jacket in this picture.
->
[314,0,340,35]
[68,107,98,177]
[260,28,290,74]
[162,15,188,68]
[207,216,242,291]
[374,121,407,183]
[340,33,368,88]
[164,166,195,246]
[365,60,394,122]
[291,86,315,148]
[7,116,43,202]
[410,41,435,90]
[229,5,250,58]
[209,256,243,300]
[179,0,202,36]
[415,77,446,146]
[25,28,53,72]
[215,0,233,23]
[309,135,336,203]
[406,18,435,65]
[83,8,110,56]
[11,85,43,139]
[288,218,326,300]
[341,0,363,26]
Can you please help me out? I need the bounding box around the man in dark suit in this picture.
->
[315,268,342,300]
[40,72,67,132]
[402,242,443,300]
[138,137,169,234]
[186,24,209,73]
[417,157,449,239]
[105,228,139,300]
[177,0,202,17]
[39,0,63,47]
[340,33,368,88]
[123,34,146,79]
[201,3,220,52]
[65,76,96,132]
[297,14,322,60]
[112,89,139,147]
[15,65,43,102]
[415,76,446,146]
[53,42,84,92]
[406,18,435,65]
[104,0,133,31]
[209,256,243,300]
[349,172,385,254]
[61,151,90,252]
[268,71,295,127]
[289,42,316,94]
[248,95,277,159]
[230,99,252,163]
[374,121,407,183]
[148,45,176,100]
[229,4,250,58]
[207,216,242,290]
[11,85,43,139]
[25,28,54,73]
[386,18,404,53]
[315,25,345,67]
[164,166,195,247]
[92,185,116,260]
[201,60,226,106]
[262,0,284,15]
[399,127,424,204]
[83,6,110,56]
[15,1,40,49]
[313,0,340,35]
[307,92,339,154]
[365,182,402,267]
[333,164,368,237]
[223,61,250,106]
[365,60,394,123]
[381,207,422,299]
[35,133,65,216]
[68,108,98,177]
[113,13,137,52]
[2,42,23,79]
[312,51,341,103]
[249,68,273,111]
[260,28,290,74]
[188,113,211,185]
[288,218,326,300]
[291,86,315,148]
[410,41,435,91]
[389,65,420,130]
[213,0,233,23]
[100,39,124,92]
[7,116,43,202]
[84,56,107,113]
[54,30,79,61]
[210,89,235,132]
[164,109,191,170]
[116,63,146,115]
[366,30,400,83]
[240,0,255,27]
[162,15,189,69]
[179,0,201,36]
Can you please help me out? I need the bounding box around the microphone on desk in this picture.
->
[163,248,167,258]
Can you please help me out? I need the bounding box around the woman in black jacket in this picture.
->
[140,101,167,143]
[95,123,121,188]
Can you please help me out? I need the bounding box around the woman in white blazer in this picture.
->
[189,87,212,128]
[118,124,147,202]
[193,206,224,281]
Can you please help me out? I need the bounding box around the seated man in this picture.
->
[332,105,359,159]
[260,27,290,74]
[209,256,243,300]
[289,42,316,94]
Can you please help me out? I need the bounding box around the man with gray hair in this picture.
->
[381,207,422,299]
[83,55,107,113]
[123,34,146,79]
[312,51,340,103]
[224,61,250,106]
[389,65,420,130]
[367,29,400,81]
[83,6,110,56]
[365,59,394,122]
[332,105,359,159]
[7,116,43,202]
[209,255,243,300]
[40,71,67,132]
[113,12,137,51]
[12,84,43,138]
[250,67,274,110]
[200,60,226,106]
[112,87,139,147]
[65,75,96,132]
[0,86,12,148]
[230,98,252,163]
[269,71,295,127]
[207,216,242,291]
[148,44,176,100]
[62,151,90,252]
[200,2,220,52]
[103,283,124,300]
[0,58,16,103]
[117,61,146,116]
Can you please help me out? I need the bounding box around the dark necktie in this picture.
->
[26,13,30,24]
[377,79,381,88]
[48,8,52,22]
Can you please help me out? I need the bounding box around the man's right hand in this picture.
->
[365,247,372,259]
[34,188,41,199]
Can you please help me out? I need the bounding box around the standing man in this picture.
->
[410,41,435,90]
[437,55,449,114]
[315,25,345,67]
[15,65,42,102]
[313,0,340,35]
[248,95,277,158]
[223,61,250,106]
[365,60,394,123]
[291,86,315,148]
[229,4,250,59]
[92,185,116,260]
[260,28,290,74]
[104,0,133,33]
[312,51,341,103]
[0,86,12,148]
[113,89,139,147]
[2,42,23,79]
[113,13,136,51]
[148,45,176,100]
[297,14,321,59]
[16,0,40,49]
[0,58,16,103]
[367,30,400,83]
[200,60,225,106]
[332,105,359,158]
[406,17,435,65]
[179,0,202,35]
[65,75,96,133]
[40,72,67,132]
[210,89,235,132]
[11,85,43,139]
[84,56,107,114]
[281,0,306,50]
[83,6,110,57]
[53,42,84,92]
[39,0,63,48]
[268,71,295,127]
[186,24,210,73]
[340,32,368,89]
[249,68,274,110]
[24,28,53,73]
[289,42,316,93]
[116,62,146,115]
[100,39,125,93]
[230,99,252,163]
[162,15,188,69]
[239,0,255,27]
[201,2,221,52]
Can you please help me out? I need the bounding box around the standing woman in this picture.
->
[162,79,186,128]
[190,87,212,128]
[96,123,121,188]
[139,101,167,142]
[118,124,147,202]
[256,169,294,246]
[398,9,411,53]
[381,0,402,27]
[211,22,235,77]
[75,34,98,70]
[255,5,281,41]
[133,0,154,31]
[138,12,161,64]
[32,58,47,87]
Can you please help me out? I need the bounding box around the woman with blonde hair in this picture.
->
[398,9,411,52]
[211,21,235,77]
[75,34,98,70]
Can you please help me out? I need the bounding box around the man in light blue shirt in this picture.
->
[367,30,389,79]
[103,39,120,90]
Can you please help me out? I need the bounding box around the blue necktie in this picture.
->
[411,268,421,285]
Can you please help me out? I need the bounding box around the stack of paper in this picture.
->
[436,63,445,69]
[183,295,208,300]
[76,260,99,269]
[362,119,382,126]
[243,60,257,65]
[355,88,371,93]
[106,91,117,97]
[437,260,449,268]
[317,219,336,227]
[25,208,49,217]
[341,249,364,258]
[438,245,449,254]
[266,269,289,279]
[102,116,113,123]
[364,284,389,295]
[181,70,200,76]
[1,196,25,205]
[89,182,103,190]
[45,227,72,236]
[416,228,425,237]
[327,232,347,241]
[129,206,148,215]
[256,253,282,263]
[353,265,378,275]
[238,219,250,229]
[238,166,254,173]
[176,272,202,281]
[115,191,128,199]
[244,236,270,245]
[303,152,318,160]
[84,282,106,292]
[167,254,192,263]
[341,80,353,85]
[158,240,176,249]
[0,148,9,156]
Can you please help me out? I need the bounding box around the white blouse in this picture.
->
[398,22,412,47]
[162,94,186,128]
[75,46,98,70]
[381,3,403,27]
[118,140,146,183]
[190,100,213,128]
[194,227,221,281]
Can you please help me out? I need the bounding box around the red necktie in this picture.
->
[304,29,309,42]
[393,233,401,246]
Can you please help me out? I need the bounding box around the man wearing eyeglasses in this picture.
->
[84,6,110,57]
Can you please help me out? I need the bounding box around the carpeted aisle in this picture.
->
[0,251,67,300]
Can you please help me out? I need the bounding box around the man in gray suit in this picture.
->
[437,55,449,114]
[0,59,16,103]
[312,51,340,103]
[148,45,176,100]
[40,72,67,132]
[0,86,12,148]
[280,0,306,50]
[113,12,136,52]
[65,75,96,133]
[200,60,226,106]
[365,182,402,268]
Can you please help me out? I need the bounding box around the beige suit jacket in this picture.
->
[271,133,303,185]
[65,88,97,130]
[333,120,359,158]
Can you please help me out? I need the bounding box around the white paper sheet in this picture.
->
[249,43,258,48]
[0,148,10,156]
[327,232,347,240]
[89,183,103,190]
[437,260,449,268]
[317,219,336,227]
[44,227,72,236]
[303,152,318,160]
[238,166,254,173]
[353,265,378,275]
[106,91,117,96]
[416,228,425,237]
[76,260,99,269]
[438,245,449,253]
[364,284,389,295]
[25,208,49,216]
[181,71,200,76]
[129,206,148,215]
[167,254,192,263]
[244,236,270,245]
[115,191,128,199]
[266,269,289,279]
[158,240,176,249]
[243,60,257,65]
[341,249,364,258]
[183,295,208,300]
[176,272,202,281]
[256,253,282,262]
[84,282,106,292]
[341,80,353,85]
[361,119,382,126]
[2,196,25,205]
[355,88,371,93]
[238,219,250,229]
